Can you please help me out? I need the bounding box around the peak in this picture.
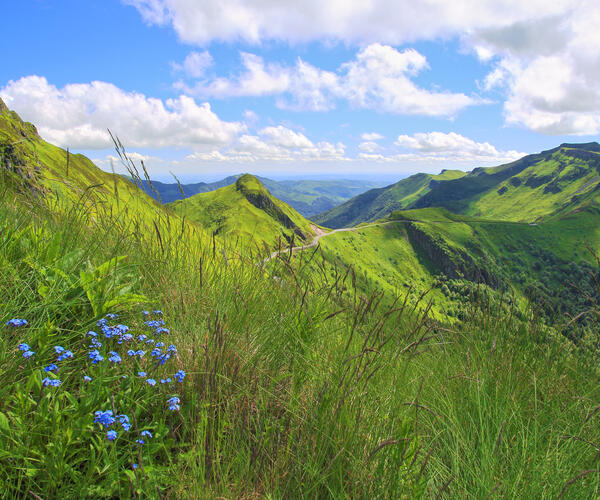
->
[0,97,7,113]
[559,142,600,153]
[235,173,266,193]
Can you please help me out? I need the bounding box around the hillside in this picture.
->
[168,174,317,250]
[313,170,466,228]
[316,144,600,227]
[138,175,383,217]
[2,99,600,498]
[0,98,184,232]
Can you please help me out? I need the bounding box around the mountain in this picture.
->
[313,169,466,228]
[167,173,317,249]
[137,175,384,216]
[316,144,600,228]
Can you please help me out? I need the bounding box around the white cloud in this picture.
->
[0,76,245,149]
[172,51,213,78]
[474,3,600,135]
[395,131,524,163]
[181,44,480,116]
[361,132,384,141]
[124,0,572,45]
[190,125,346,163]
[358,141,381,153]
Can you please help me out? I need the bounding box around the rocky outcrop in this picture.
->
[406,222,500,288]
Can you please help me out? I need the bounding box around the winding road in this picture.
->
[262,221,400,263]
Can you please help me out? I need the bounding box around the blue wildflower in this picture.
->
[141,430,152,438]
[127,349,136,357]
[86,331,97,337]
[105,313,119,320]
[42,377,61,387]
[97,318,107,327]
[122,333,133,342]
[57,350,73,362]
[146,378,157,387]
[94,410,115,428]
[167,396,180,411]
[116,324,129,333]
[136,439,145,445]
[117,414,131,431]
[83,375,92,382]
[156,327,170,335]
[156,342,165,348]
[138,371,147,377]
[174,370,186,383]
[151,348,162,357]
[107,430,117,441]
[18,343,30,351]
[167,345,177,354]
[108,351,122,363]
[54,346,65,354]
[145,339,155,345]
[153,310,163,316]
[88,350,104,364]
[141,310,150,316]
[23,350,35,359]
[138,334,147,342]
[132,463,138,470]
[136,350,145,357]
[90,338,102,349]
[44,363,59,373]
[6,319,28,327]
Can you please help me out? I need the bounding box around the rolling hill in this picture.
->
[313,170,466,228]
[315,144,600,228]
[168,174,318,250]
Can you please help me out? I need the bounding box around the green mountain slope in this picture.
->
[313,170,466,228]
[0,98,178,228]
[304,206,600,322]
[315,144,600,228]
[168,174,317,249]
[138,175,383,217]
[413,143,600,220]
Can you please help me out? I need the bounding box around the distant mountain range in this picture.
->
[133,175,384,217]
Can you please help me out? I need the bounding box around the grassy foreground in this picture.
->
[1,175,600,499]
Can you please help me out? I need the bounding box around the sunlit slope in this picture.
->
[311,206,599,320]
[414,143,600,221]
[313,170,466,228]
[0,98,171,224]
[169,174,317,249]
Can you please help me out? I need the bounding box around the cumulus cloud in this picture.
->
[190,125,346,163]
[172,51,213,78]
[395,131,524,163]
[473,2,600,135]
[0,76,244,149]
[180,44,480,116]
[123,0,572,45]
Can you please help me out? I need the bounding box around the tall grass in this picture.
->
[1,168,599,498]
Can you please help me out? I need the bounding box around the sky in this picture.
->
[1,0,599,182]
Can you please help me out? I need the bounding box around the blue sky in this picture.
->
[1,0,597,181]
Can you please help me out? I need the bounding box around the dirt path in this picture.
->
[262,221,399,263]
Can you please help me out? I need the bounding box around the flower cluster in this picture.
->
[18,342,35,359]
[7,318,28,327]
